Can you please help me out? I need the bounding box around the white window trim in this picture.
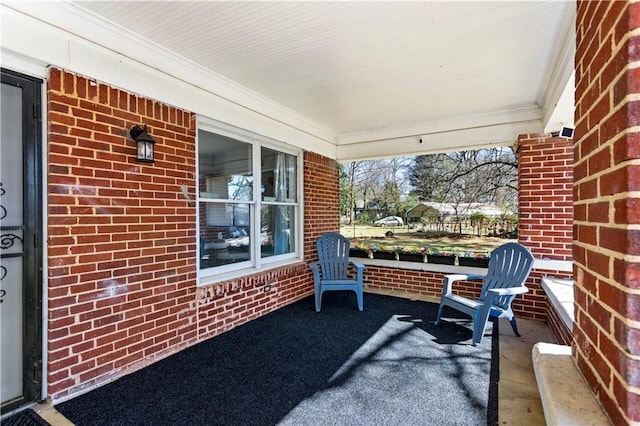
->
[196,116,304,286]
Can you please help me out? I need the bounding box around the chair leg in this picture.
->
[472,300,495,345]
[315,289,322,312]
[472,317,490,346]
[435,303,444,326]
[356,289,363,311]
[509,317,521,337]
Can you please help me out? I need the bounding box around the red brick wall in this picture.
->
[47,68,199,399]
[364,264,558,322]
[530,268,575,345]
[575,1,640,423]
[515,134,575,328]
[194,263,311,342]
[546,299,572,346]
[516,271,553,321]
[46,68,335,401]
[364,266,448,300]
[303,152,341,260]
[518,134,574,260]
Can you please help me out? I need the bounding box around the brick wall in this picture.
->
[47,68,199,399]
[364,264,557,322]
[46,68,334,401]
[514,134,575,329]
[517,134,574,260]
[364,266,449,301]
[546,299,573,346]
[194,263,310,342]
[574,1,640,424]
[303,152,341,261]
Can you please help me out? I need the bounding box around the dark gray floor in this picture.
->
[56,292,498,425]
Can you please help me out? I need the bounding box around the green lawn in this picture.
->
[340,225,515,255]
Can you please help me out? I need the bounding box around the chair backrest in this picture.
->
[480,242,535,308]
[316,232,351,280]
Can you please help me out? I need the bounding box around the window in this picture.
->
[260,147,297,258]
[197,123,300,279]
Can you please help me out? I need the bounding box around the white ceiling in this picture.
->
[68,1,575,158]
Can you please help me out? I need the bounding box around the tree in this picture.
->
[407,147,518,235]
[339,163,357,223]
[340,161,380,223]
[409,147,518,210]
[340,158,413,223]
[469,211,489,237]
[408,153,452,202]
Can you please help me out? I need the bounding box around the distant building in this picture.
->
[406,202,509,221]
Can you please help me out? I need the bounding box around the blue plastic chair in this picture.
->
[309,232,365,312]
[435,242,535,345]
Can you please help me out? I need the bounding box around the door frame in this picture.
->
[1,68,44,414]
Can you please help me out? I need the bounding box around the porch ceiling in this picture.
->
[71,1,575,160]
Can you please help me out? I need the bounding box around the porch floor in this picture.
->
[33,316,553,425]
[498,317,554,425]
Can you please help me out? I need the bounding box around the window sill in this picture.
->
[197,258,304,287]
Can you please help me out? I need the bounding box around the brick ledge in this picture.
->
[541,277,574,331]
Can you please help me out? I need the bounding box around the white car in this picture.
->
[374,216,404,227]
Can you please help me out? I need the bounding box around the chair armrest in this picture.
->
[483,286,529,314]
[464,274,486,281]
[444,273,486,282]
[441,274,486,297]
[349,260,365,270]
[349,260,365,282]
[308,261,321,286]
[486,286,528,296]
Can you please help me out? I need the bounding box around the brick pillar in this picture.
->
[575,1,640,424]
[303,152,340,260]
[516,134,574,326]
[518,134,574,260]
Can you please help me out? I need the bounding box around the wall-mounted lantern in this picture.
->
[129,124,156,163]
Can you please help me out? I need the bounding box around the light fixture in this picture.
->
[129,124,156,163]
[560,126,574,139]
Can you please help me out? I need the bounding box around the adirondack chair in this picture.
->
[435,242,535,345]
[309,232,365,312]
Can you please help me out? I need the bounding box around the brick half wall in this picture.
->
[364,264,563,323]
[546,296,573,346]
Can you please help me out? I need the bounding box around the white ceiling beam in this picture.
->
[538,1,576,133]
[336,118,542,162]
[544,72,575,134]
[336,105,541,145]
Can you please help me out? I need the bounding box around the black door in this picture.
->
[1,68,44,413]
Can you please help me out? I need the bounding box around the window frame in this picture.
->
[196,117,303,285]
